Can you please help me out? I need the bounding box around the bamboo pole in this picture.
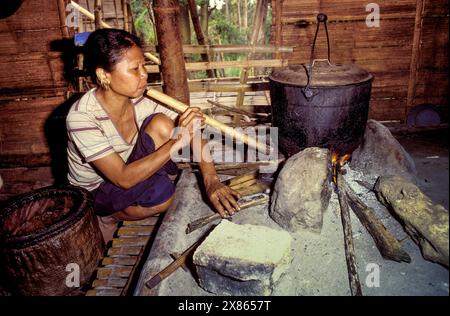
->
[70,1,160,64]
[145,59,288,73]
[122,0,129,31]
[145,89,269,154]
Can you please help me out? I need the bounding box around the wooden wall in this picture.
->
[271,0,449,122]
[0,1,129,202]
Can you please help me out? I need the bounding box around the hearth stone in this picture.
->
[270,147,332,233]
[375,175,449,267]
[193,220,292,296]
[351,120,417,182]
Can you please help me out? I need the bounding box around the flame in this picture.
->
[331,151,351,184]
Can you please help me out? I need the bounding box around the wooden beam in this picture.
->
[145,59,288,73]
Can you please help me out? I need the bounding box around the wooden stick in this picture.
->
[186,194,270,234]
[340,177,411,263]
[337,173,363,296]
[145,239,201,289]
[70,1,160,64]
[146,89,270,153]
[145,59,288,73]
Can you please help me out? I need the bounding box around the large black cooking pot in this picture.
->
[269,14,373,157]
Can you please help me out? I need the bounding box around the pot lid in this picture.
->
[269,61,373,87]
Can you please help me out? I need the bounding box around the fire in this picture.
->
[331,151,351,184]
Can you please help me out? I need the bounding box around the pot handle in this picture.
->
[303,13,332,100]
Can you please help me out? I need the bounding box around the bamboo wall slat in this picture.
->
[271,0,449,122]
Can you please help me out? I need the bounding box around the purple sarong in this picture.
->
[93,113,178,216]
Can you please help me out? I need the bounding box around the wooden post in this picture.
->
[187,0,215,78]
[153,0,190,104]
[406,0,426,122]
[94,0,102,30]
[57,0,70,38]
[274,0,285,59]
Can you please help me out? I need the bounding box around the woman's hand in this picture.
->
[204,175,241,218]
[173,107,204,148]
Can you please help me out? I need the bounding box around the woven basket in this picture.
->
[0,186,104,296]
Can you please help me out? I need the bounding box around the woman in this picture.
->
[66,29,240,243]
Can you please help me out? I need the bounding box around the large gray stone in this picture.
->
[193,220,292,296]
[351,119,417,182]
[375,175,449,267]
[270,147,332,233]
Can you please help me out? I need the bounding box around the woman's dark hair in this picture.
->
[84,28,143,83]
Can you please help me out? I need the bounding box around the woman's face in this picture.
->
[102,45,148,98]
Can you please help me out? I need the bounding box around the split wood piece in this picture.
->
[186,193,270,234]
[70,1,160,64]
[236,181,270,197]
[222,170,258,187]
[229,178,257,191]
[146,89,270,154]
[336,173,363,296]
[340,177,411,263]
[145,239,202,289]
[215,167,260,176]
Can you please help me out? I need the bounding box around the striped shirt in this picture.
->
[66,88,178,191]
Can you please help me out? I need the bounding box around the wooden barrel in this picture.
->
[0,186,104,296]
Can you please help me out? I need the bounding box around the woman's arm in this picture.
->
[91,137,179,189]
[91,107,203,189]
[197,138,241,217]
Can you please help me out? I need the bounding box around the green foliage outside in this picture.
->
[130,0,272,79]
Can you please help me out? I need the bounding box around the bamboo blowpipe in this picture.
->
[70,1,160,64]
[145,89,271,154]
